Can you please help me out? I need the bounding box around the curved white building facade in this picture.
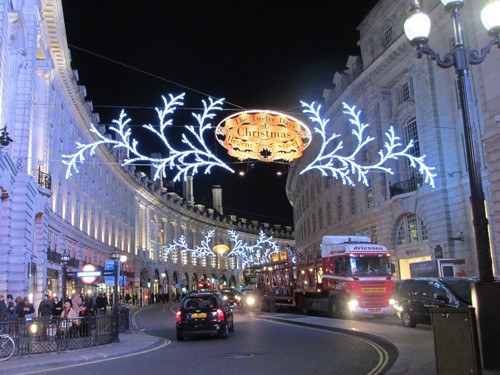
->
[0,0,293,308]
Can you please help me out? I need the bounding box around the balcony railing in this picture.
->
[36,168,52,190]
[389,175,423,198]
[47,248,61,264]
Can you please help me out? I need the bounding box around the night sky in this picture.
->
[61,0,376,227]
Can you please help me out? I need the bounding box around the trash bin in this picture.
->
[431,307,481,374]
[118,305,130,333]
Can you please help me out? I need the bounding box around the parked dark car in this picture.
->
[394,277,473,327]
[220,288,240,307]
[175,292,234,341]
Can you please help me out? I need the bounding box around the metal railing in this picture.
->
[0,315,118,356]
[36,168,52,190]
[389,175,423,198]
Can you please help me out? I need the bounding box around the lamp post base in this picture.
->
[471,281,500,370]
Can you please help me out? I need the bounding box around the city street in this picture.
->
[11,304,417,375]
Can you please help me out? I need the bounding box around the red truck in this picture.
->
[244,235,395,318]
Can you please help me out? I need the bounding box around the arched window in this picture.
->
[396,213,428,245]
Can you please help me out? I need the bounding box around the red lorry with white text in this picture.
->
[244,235,395,318]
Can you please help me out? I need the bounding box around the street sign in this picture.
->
[66,271,76,278]
[103,270,114,276]
[80,264,100,284]
[105,260,116,287]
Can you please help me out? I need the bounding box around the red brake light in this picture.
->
[175,311,182,323]
[216,308,224,321]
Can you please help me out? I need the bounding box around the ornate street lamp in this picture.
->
[0,126,13,148]
[60,250,70,303]
[404,0,500,369]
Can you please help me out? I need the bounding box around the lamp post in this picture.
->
[404,0,500,369]
[60,250,70,303]
[111,248,121,316]
[120,254,127,301]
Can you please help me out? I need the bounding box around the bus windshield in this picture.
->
[347,256,392,276]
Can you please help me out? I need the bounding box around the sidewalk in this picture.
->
[3,330,164,375]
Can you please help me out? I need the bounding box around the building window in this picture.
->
[350,189,357,215]
[396,214,429,245]
[371,225,378,243]
[366,181,374,209]
[383,23,394,46]
[318,208,324,230]
[404,116,420,157]
[397,78,414,105]
[337,196,343,221]
[326,201,333,225]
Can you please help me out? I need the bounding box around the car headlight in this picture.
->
[347,299,359,311]
[389,298,396,306]
[246,296,255,305]
[223,295,228,300]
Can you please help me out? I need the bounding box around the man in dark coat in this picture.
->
[38,294,54,317]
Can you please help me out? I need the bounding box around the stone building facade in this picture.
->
[0,0,293,309]
[286,0,500,279]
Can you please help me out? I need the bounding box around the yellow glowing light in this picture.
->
[213,244,230,256]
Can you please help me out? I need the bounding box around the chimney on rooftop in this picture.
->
[212,185,223,215]
[183,176,194,208]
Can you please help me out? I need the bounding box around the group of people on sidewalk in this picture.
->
[0,294,36,320]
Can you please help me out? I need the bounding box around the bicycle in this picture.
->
[0,330,15,361]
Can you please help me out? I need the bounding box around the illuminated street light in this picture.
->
[404,0,500,369]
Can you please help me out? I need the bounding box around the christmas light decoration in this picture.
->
[62,93,435,188]
[299,101,436,187]
[162,229,284,268]
[62,93,234,182]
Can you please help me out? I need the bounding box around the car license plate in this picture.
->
[191,313,207,319]
[369,309,382,313]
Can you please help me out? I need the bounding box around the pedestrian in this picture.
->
[52,296,63,317]
[16,296,35,319]
[71,293,83,316]
[0,294,8,320]
[79,296,93,337]
[60,301,79,338]
[95,293,105,315]
[38,294,54,318]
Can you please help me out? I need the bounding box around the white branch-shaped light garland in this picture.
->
[62,93,235,182]
[62,93,435,189]
[299,101,436,187]
[161,229,283,268]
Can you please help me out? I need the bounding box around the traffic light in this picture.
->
[147,278,151,287]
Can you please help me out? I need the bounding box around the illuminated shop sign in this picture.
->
[216,111,311,162]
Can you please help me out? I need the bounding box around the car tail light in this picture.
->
[176,311,182,323]
[216,309,224,321]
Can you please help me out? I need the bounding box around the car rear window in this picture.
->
[441,279,472,304]
[183,296,217,309]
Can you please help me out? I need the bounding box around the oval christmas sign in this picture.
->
[216,110,311,162]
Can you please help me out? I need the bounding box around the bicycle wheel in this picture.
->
[0,335,15,361]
